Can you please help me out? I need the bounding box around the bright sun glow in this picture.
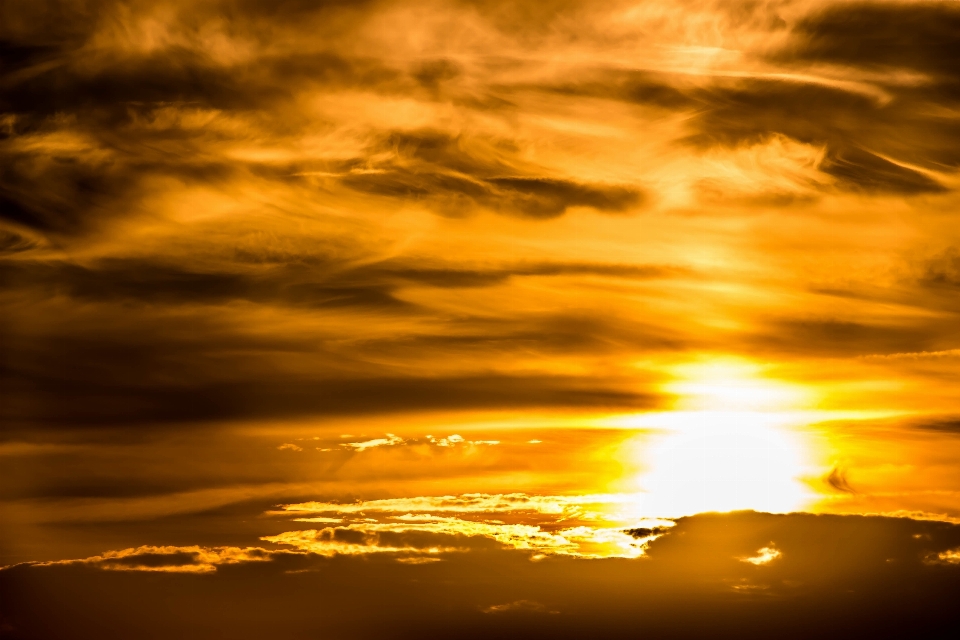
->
[624,360,820,517]
[637,412,812,516]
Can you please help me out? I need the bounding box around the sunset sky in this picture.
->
[2,1,960,637]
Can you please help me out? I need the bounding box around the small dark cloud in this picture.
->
[481,599,557,615]
[354,313,687,362]
[379,261,687,288]
[0,143,239,235]
[624,526,670,539]
[752,317,940,357]
[0,39,59,74]
[909,417,960,435]
[0,228,37,254]
[919,248,960,289]
[487,178,642,218]
[339,130,644,218]
[0,157,134,234]
[413,59,462,93]
[820,146,945,194]
[825,466,856,494]
[99,551,202,570]
[533,70,696,110]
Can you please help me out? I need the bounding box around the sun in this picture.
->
[636,412,810,516]
[622,359,819,517]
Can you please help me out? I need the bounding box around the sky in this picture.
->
[2,0,960,637]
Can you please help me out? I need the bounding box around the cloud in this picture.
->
[277,443,303,451]
[481,600,558,615]
[749,317,948,358]
[934,548,960,565]
[262,526,466,558]
[281,492,647,517]
[273,492,674,558]
[919,247,960,289]
[1,318,665,426]
[909,418,960,435]
[342,434,405,451]
[740,545,782,566]
[267,517,653,559]
[824,465,856,494]
[781,1,960,79]
[624,525,671,539]
[425,434,499,447]
[682,78,951,195]
[6,510,960,640]
[396,556,442,564]
[336,129,646,218]
[334,433,500,451]
[8,545,276,574]
[860,349,960,362]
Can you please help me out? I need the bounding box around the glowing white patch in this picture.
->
[741,545,782,565]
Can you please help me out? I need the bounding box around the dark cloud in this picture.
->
[522,66,956,196]
[339,130,645,218]
[0,40,59,75]
[382,262,687,288]
[782,1,960,78]
[486,178,641,218]
[530,69,696,110]
[412,58,463,93]
[684,79,950,194]
[2,511,959,639]
[0,368,661,427]
[920,247,960,289]
[0,255,686,306]
[353,313,687,361]
[0,228,39,254]
[825,465,856,494]
[737,0,960,191]
[910,417,960,435]
[0,258,412,309]
[1,300,664,426]
[0,251,688,430]
[751,317,947,357]
[98,550,204,569]
[503,2,960,196]
[819,145,946,194]
[623,526,670,539]
[0,154,138,234]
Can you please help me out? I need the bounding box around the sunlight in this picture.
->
[625,360,820,517]
[636,411,812,516]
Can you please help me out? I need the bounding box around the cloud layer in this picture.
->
[3,1,960,637]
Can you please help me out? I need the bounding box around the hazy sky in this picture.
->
[2,1,960,638]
